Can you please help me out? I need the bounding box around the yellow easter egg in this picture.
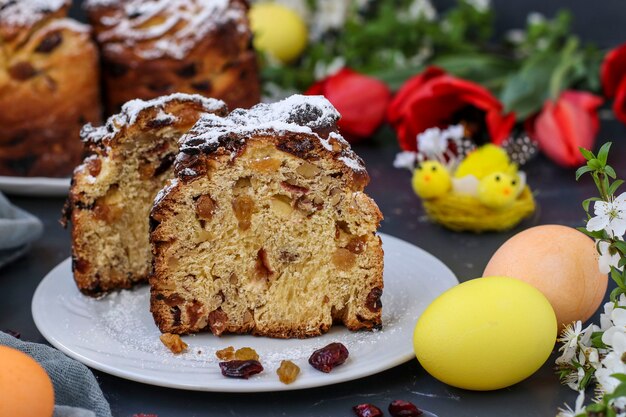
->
[249,3,308,63]
[413,276,557,391]
[0,346,55,417]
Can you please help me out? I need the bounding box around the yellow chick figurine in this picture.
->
[455,144,517,180]
[478,172,521,209]
[249,3,308,63]
[412,161,452,199]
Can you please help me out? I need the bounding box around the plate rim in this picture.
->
[32,233,458,392]
[0,175,70,197]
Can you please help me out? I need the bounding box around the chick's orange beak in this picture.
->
[503,188,511,196]
[424,175,431,182]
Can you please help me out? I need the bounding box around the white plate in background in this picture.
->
[0,176,70,197]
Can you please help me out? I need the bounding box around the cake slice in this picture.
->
[150,95,384,338]
[66,93,228,296]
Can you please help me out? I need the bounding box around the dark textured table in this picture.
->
[2,1,625,415]
[2,120,624,416]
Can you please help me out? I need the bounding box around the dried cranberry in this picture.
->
[353,403,384,417]
[308,342,349,373]
[389,400,422,417]
[219,360,263,379]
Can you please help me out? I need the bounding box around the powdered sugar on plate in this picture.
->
[33,234,458,392]
[86,0,246,60]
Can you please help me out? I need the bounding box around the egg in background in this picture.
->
[249,3,308,63]
[413,276,557,391]
[0,346,54,417]
[484,224,608,328]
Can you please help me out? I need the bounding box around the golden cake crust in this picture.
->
[0,0,102,177]
[150,95,384,339]
[67,93,228,296]
[85,0,260,114]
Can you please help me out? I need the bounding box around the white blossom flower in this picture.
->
[596,331,626,394]
[557,391,586,417]
[309,0,351,39]
[602,307,626,346]
[599,297,626,331]
[587,193,626,238]
[313,56,346,80]
[527,12,546,26]
[505,29,526,45]
[598,240,623,274]
[464,0,490,13]
[611,397,626,416]
[407,0,437,21]
[441,125,465,143]
[556,321,584,365]
[393,152,417,170]
[417,127,448,158]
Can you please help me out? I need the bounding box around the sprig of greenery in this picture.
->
[576,143,626,302]
[570,373,626,417]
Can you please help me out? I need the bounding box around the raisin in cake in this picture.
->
[66,93,227,296]
[85,0,260,114]
[0,0,101,177]
[150,95,384,338]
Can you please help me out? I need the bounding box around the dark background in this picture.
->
[3,1,626,416]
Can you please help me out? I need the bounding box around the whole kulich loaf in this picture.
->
[150,95,384,339]
[66,93,228,296]
[85,0,260,115]
[0,0,102,177]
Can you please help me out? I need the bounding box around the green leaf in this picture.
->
[612,240,626,254]
[610,373,626,383]
[610,267,626,289]
[582,197,601,212]
[619,257,626,268]
[608,179,624,196]
[605,165,617,179]
[576,166,594,180]
[588,159,603,170]
[610,287,624,303]
[591,331,608,348]
[548,37,580,99]
[597,142,612,165]
[579,147,595,160]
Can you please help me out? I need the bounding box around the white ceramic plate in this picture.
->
[0,176,70,197]
[32,233,457,392]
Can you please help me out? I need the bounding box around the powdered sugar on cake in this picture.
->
[81,93,225,144]
[178,95,366,172]
[0,0,68,27]
[85,0,246,60]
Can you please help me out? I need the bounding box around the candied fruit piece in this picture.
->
[159,333,188,354]
[353,404,383,417]
[235,347,259,361]
[216,346,235,361]
[276,360,300,384]
[389,400,423,417]
[232,195,255,231]
[332,248,356,270]
[219,360,263,379]
[196,194,217,219]
[309,342,349,373]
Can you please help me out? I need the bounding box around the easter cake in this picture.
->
[66,93,227,296]
[149,95,384,338]
[85,0,260,114]
[0,0,102,177]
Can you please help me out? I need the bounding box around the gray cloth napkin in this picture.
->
[0,192,43,267]
[0,332,112,417]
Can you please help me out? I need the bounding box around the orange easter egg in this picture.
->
[0,345,54,417]
[484,225,608,328]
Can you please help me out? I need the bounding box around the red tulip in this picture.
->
[305,68,391,142]
[387,66,515,152]
[529,90,603,168]
[601,43,626,123]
